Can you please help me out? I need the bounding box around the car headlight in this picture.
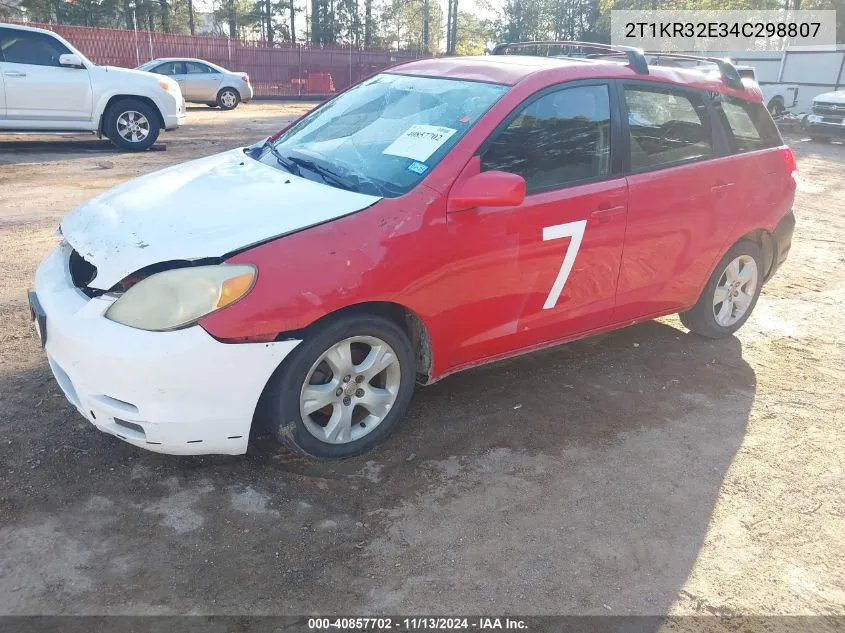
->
[105,264,256,331]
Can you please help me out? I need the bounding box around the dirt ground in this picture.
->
[0,102,843,619]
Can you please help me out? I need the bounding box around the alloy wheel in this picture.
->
[299,336,401,444]
[713,254,759,327]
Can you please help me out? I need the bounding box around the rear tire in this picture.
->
[767,97,785,117]
[216,88,240,110]
[264,314,416,459]
[103,98,160,151]
[679,239,764,339]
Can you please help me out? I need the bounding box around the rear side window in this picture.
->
[624,86,713,171]
[185,61,217,74]
[0,28,69,67]
[718,97,781,152]
[482,84,612,193]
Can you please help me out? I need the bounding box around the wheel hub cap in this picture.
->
[712,254,759,327]
[117,111,150,143]
[299,336,401,445]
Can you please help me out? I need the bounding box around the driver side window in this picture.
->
[154,61,184,76]
[0,29,70,67]
[481,84,612,194]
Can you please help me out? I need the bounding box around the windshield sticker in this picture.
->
[407,161,429,175]
[383,125,458,162]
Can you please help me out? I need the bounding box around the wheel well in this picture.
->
[100,95,165,133]
[300,302,433,384]
[739,229,776,279]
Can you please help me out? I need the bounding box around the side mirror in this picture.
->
[448,170,526,213]
[59,53,84,68]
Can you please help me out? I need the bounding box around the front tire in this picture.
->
[679,239,764,339]
[103,99,160,151]
[264,314,416,459]
[216,88,240,110]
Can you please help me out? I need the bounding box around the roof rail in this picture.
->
[646,53,744,90]
[491,41,649,75]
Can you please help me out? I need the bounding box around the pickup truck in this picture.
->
[0,22,186,150]
[805,89,845,141]
[735,65,799,117]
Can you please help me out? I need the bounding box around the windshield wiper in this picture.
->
[252,138,301,176]
[286,155,359,192]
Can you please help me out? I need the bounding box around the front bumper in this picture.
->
[164,100,187,130]
[806,114,845,138]
[33,243,299,455]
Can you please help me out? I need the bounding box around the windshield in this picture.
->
[136,61,157,71]
[260,73,508,197]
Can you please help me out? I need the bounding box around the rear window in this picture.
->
[717,97,781,152]
[624,86,713,170]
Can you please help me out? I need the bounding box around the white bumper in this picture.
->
[151,89,186,130]
[34,243,299,455]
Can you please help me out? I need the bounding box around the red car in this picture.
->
[32,43,796,459]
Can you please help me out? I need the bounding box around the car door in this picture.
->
[613,82,738,323]
[0,64,6,119]
[183,61,221,102]
[442,82,629,370]
[0,27,92,123]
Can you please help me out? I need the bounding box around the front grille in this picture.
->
[68,248,100,297]
[813,102,845,116]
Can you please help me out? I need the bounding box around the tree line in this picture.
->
[3,0,843,52]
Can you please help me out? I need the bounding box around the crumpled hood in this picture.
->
[815,90,845,104]
[61,149,381,290]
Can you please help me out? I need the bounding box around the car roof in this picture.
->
[392,55,762,102]
[1,22,62,36]
[145,57,230,72]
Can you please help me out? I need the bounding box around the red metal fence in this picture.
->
[15,22,428,98]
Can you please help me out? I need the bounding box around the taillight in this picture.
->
[242,73,250,84]
[780,146,797,175]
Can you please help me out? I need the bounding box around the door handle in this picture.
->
[711,182,734,192]
[590,204,626,223]
[4,71,26,77]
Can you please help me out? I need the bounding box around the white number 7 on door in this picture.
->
[542,220,587,310]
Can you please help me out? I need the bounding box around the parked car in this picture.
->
[0,23,185,150]
[136,58,252,110]
[805,89,845,141]
[31,43,796,459]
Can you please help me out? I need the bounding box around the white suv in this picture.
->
[0,23,185,150]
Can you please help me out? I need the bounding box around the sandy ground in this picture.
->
[0,102,843,619]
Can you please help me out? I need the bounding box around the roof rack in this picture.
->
[643,52,744,90]
[491,41,649,75]
[490,41,745,90]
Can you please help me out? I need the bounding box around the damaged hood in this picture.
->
[61,149,381,290]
